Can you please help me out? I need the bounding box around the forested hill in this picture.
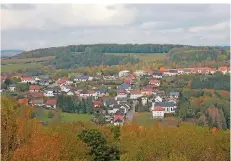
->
[12,44,221,59]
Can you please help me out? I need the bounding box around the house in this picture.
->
[44,89,55,97]
[67,90,74,96]
[114,112,125,126]
[152,106,165,118]
[108,107,120,115]
[183,68,192,75]
[168,70,178,76]
[119,70,130,77]
[154,96,163,102]
[149,79,160,86]
[93,100,103,108]
[152,72,163,79]
[141,88,153,95]
[79,90,91,98]
[58,77,68,85]
[119,83,131,92]
[46,99,57,109]
[176,68,184,75]
[119,104,130,114]
[29,85,40,92]
[30,99,44,106]
[141,97,148,106]
[26,92,44,98]
[1,75,7,82]
[152,102,177,114]
[8,84,16,92]
[21,76,34,84]
[98,88,109,97]
[116,97,128,105]
[52,86,61,95]
[60,85,71,93]
[116,89,128,99]
[17,98,29,105]
[218,66,228,74]
[124,77,133,84]
[39,78,51,86]
[169,92,179,99]
[130,90,143,99]
[74,76,92,82]
[134,70,146,77]
[103,97,116,107]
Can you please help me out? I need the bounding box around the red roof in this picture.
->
[29,85,40,90]
[131,90,141,95]
[17,98,29,105]
[149,79,160,84]
[118,89,127,94]
[114,114,124,121]
[159,69,169,73]
[27,92,43,98]
[219,66,228,71]
[153,106,165,111]
[93,100,103,107]
[66,85,72,89]
[46,99,57,106]
[1,75,7,80]
[58,77,68,84]
[22,76,33,81]
[124,78,132,84]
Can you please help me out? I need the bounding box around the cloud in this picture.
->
[1,4,230,50]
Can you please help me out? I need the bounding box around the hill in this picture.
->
[1,49,24,57]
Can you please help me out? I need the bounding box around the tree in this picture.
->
[48,111,54,118]
[16,83,29,92]
[4,78,12,86]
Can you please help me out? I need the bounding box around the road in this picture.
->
[126,100,137,121]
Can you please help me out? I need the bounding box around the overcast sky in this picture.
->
[1,4,230,50]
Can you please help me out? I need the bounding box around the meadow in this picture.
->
[1,63,42,72]
[1,56,55,65]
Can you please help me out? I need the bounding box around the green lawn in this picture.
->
[60,113,92,122]
[1,63,41,72]
[34,107,92,123]
[134,112,155,126]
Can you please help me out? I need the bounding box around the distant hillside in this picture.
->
[1,50,24,57]
[14,44,188,59]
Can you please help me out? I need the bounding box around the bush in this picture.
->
[48,111,54,118]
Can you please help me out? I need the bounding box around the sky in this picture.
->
[1,4,230,50]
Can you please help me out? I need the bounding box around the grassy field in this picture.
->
[35,108,92,123]
[1,63,42,72]
[134,112,181,127]
[134,112,155,126]
[60,113,92,122]
[1,56,55,64]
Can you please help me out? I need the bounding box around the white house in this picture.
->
[152,106,165,118]
[134,70,146,77]
[108,108,120,115]
[8,84,16,92]
[44,90,54,97]
[141,97,148,106]
[152,102,177,114]
[154,96,163,102]
[67,91,74,96]
[130,91,143,99]
[119,70,130,77]
[21,77,35,84]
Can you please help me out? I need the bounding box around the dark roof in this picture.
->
[153,72,162,76]
[155,102,175,107]
[74,76,89,79]
[169,92,179,96]
[169,70,178,73]
[9,84,16,87]
[119,83,131,89]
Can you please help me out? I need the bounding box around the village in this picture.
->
[1,66,230,126]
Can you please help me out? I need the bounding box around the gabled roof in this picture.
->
[149,79,160,84]
[74,76,89,79]
[46,99,57,106]
[153,72,162,76]
[119,83,131,89]
[153,106,165,111]
[130,90,141,95]
[29,85,40,90]
[169,70,178,73]
[27,92,43,98]
[21,76,33,80]
[31,99,44,104]
[18,98,29,105]
[155,102,175,107]
[169,92,179,96]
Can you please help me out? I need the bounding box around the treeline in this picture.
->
[191,75,230,91]
[168,47,229,64]
[1,97,230,161]
[57,95,93,114]
[15,44,228,59]
[47,52,139,69]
